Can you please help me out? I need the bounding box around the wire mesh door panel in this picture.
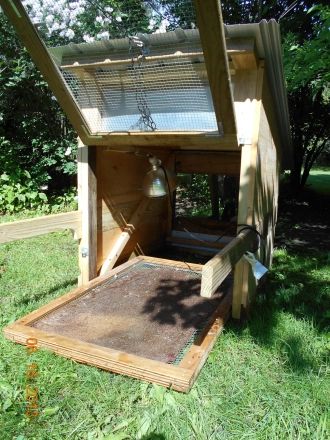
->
[20,0,220,135]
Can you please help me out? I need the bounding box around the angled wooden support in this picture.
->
[194,0,237,139]
[99,198,150,276]
[0,211,81,244]
[200,230,255,298]
[0,0,93,145]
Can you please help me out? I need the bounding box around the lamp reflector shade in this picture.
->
[142,167,167,198]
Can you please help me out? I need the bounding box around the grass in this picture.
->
[307,167,330,195]
[0,184,329,439]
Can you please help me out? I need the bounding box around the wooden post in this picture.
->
[232,66,264,318]
[194,0,237,137]
[78,141,97,285]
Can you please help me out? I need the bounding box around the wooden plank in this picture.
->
[232,66,265,318]
[195,0,237,136]
[179,290,232,386]
[0,211,81,244]
[78,142,98,285]
[200,230,254,298]
[141,256,203,272]
[62,39,257,71]
[4,323,192,391]
[166,236,227,251]
[175,151,241,175]
[0,0,91,145]
[229,38,258,70]
[89,132,239,150]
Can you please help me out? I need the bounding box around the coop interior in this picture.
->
[2,0,288,390]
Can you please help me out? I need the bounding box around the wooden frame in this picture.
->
[0,0,240,150]
[3,256,231,392]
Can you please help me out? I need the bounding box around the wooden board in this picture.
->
[232,65,264,318]
[175,151,241,175]
[195,0,237,136]
[3,256,231,392]
[0,211,81,244]
[201,230,255,298]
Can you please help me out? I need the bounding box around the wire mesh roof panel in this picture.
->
[21,1,220,134]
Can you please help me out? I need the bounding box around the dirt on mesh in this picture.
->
[31,262,230,363]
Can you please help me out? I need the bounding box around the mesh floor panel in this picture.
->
[31,262,230,364]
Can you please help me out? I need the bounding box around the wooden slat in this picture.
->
[200,230,255,298]
[78,142,98,285]
[194,0,237,136]
[0,211,81,244]
[4,324,192,391]
[90,132,239,150]
[0,0,91,145]
[175,151,241,175]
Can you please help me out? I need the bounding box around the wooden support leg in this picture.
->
[78,141,97,285]
[99,198,150,276]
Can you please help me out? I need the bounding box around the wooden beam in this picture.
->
[228,38,258,70]
[200,230,255,298]
[78,142,98,285]
[0,0,91,144]
[194,0,237,136]
[175,151,241,175]
[99,198,150,275]
[89,132,239,150]
[232,66,265,318]
[0,211,81,244]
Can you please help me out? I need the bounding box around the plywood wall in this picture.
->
[96,149,171,271]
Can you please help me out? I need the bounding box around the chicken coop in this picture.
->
[1,0,291,391]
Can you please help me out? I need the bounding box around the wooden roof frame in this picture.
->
[1,0,239,149]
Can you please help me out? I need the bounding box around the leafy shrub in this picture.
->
[0,170,47,213]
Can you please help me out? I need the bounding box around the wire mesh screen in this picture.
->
[20,0,220,134]
[30,260,227,364]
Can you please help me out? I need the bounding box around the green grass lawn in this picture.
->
[307,167,330,195]
[0,229,328,439]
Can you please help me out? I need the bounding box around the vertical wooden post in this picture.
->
[77,140,97,285]
[232,66,264,319]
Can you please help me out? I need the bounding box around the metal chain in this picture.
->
[129,36,157,131]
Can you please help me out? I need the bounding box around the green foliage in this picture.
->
[177,174,212,217]
[0,13,77,211]
[284,6,330,100]
[283,5,330,189]
[0,171,48,213]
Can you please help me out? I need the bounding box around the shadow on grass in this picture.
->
[141,434,166,440]
[228,249,329,374]
[14,277,77,307]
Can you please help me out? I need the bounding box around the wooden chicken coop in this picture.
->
[1,0,291,391]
